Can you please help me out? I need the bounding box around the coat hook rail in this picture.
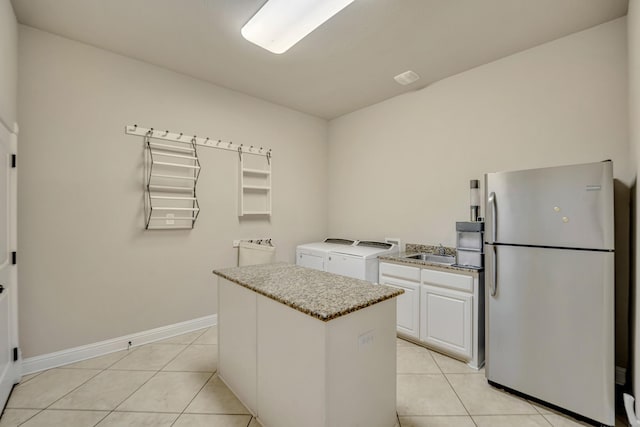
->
[125,125,273,158]
[232,238,273,248]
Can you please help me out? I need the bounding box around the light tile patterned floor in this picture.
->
[0,328,628,427]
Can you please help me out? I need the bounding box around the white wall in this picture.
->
[17,26,328,358]
[0,0,17,127]
[15,9,633,372]
[328,18,631,366]
[329,17,630,243]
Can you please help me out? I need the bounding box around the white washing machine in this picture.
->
[296,238,357,272]
[327,241,398,282]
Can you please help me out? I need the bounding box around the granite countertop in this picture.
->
[213,263,404,322]
[379,250,483,275]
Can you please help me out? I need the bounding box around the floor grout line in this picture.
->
[14,408,43,427]
[8,328,217,427]
[4,328,618,427]
[15,371,43,386]
[29,367,104,413]
[55,349,177,416]
[109,344,193,416]
[539,414,555,426]
[36,344,140,412]
[10,328,217,426]
[173,369,216,424]
[90,409,110,427]
[440,371,477,426]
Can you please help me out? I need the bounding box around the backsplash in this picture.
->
[405,243,456,257]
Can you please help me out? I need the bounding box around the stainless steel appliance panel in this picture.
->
[485,245,614,425]
[485,161,614,250]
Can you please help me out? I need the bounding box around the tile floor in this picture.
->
[0,327,628,427]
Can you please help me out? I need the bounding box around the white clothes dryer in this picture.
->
[296,238,357,272]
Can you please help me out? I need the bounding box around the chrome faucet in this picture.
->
[437,243,446,256]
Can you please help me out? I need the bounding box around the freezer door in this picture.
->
[485,245,614,425]
[485,161,614,250]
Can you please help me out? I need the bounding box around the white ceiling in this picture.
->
[11,0,628,119]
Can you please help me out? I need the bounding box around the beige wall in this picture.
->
[0,0,17,127]
[17,26,328,358]
[328,19,631,367]
[15,10,634,372]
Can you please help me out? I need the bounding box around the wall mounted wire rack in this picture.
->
[143,130,200,230]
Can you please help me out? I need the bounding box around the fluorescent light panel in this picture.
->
[241,0,355,54]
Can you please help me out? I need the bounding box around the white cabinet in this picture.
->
[379,261,484,369]
[379,263,421,339]
[420,267,483,368]
[420,285,472,359]
[218,277,398,427]
[218,277,257,411]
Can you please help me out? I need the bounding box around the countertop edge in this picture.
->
[378,254,482,276]
[213,269,403,322]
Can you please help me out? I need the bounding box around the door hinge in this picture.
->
[12,347,18,362]
[11,252,16,265]
[11,154,15,168]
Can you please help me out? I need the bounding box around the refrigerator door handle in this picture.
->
[488,191,496,243]
[490,244,497,296]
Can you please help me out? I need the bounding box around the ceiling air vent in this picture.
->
[393,70,420,86]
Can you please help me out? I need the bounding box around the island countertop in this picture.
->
[213,262,403,322]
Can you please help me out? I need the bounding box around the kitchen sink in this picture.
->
[405,253,455,265]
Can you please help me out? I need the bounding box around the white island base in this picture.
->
[217,277,398,427]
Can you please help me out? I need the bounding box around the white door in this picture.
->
[420,285,472,360]
[0,121,19,408]
[379,277,420,339]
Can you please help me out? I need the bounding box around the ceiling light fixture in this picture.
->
[241,0,355,54]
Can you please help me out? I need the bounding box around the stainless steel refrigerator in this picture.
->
[484,160,615,426]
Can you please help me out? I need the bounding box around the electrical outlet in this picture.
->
[233,240,240,248]
[358,330,374,351]
[166,213,175,225]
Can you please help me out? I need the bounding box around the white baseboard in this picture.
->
[22,314,217,375]
[616,366,626,386]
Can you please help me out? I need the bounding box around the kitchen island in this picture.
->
[213,263,403,427]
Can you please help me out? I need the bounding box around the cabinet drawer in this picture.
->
[421,268,473,292]
[379,262,420,281]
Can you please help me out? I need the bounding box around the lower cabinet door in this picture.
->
[420,284,473,359]
[379,277,420,339]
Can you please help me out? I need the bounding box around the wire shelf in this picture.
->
[144,132,200,230]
